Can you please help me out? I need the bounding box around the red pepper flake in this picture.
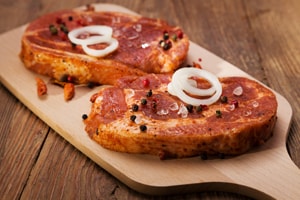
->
[56,17,63,24]
[142,78,150,87]
[231,100,239,108]
[200,104,208,111]
[177,30,183,39]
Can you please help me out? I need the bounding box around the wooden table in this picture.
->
[1,0,299,199]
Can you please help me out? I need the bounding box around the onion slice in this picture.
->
[68,25,119,57]
[174,68,217,96]
[82,38,119,57]
[167,68,222,106]
[68,25,112,45]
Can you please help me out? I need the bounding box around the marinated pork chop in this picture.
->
[84,74,277,159]
[20,6,189,85]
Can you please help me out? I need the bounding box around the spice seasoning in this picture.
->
[220,96,228,103]
[140,124,147,132]
[186,104,193,113]
[216,110,222,118]
[60,24,69,34]
[146,90,152,97]
[49,24,58,35]
[130,115,136,122]
[142,78,150,87]
[82,114,88,120]
[141,98,147,105]
[196,105,202,112]
[231,100,239,108]
[132,104,139,112]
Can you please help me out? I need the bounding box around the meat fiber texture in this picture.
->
[84,74,277,159]
[20,8,189,85]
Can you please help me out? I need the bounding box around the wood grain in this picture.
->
[0,0,299,199]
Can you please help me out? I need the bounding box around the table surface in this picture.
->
[0,0,299,199]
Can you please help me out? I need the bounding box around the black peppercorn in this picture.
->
[146,90,152,97]
[60,24,69,34]
[186,104,193,113]
[49,24,58,35]
[220,96,228,103]
[141,98,147,105]
[130,115,136,122]
[140,124,147,132]
[196,105,202,112]
[163,32,169,40]
[132,104,139,112]
[82,114,88,120]
[216,110,222,118]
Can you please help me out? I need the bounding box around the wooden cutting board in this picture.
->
[0,3,299,200]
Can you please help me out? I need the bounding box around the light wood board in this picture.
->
[0,3,299,200]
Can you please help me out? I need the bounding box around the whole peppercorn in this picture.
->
[132,104,139,112]
[141,98,147,105]
[196,105,202,113]
[49,24,58,35]
[140,124,147,132]
[163,41,172,50]
[163,32,169,40]
[186,104,194,113]
[130,115,136,122]
[146,90,153,97]
[216,110,222,118]
[220,96,228,103]
[82,114,88,120]
[171,34,177,41]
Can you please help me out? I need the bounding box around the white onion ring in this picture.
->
[167,68,222,106]
[68,25,112,45]
[67,25,119,57]
[82,38,119,57]
[175,68,217,96]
